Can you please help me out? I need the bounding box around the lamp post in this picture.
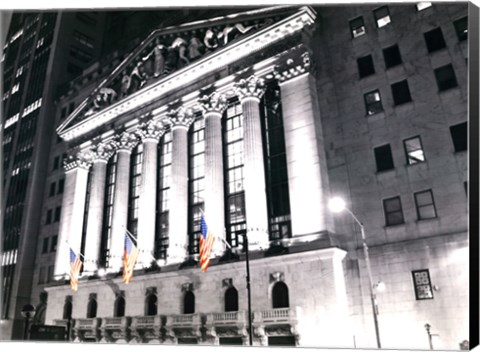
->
[329,197,382,349]
[241,232,253,346]
[20,304,36,340]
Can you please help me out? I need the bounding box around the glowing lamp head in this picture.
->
[375,281,386,292]
[329,197,346,213]
[97,268,106,277]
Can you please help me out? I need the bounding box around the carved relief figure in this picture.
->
[120,70,131,98]
[129,61,147,93]
[188,33,204,61]
[143,37,166,77]
[204,28,219,50]
[171,37,190,67]
[218,23,254,45]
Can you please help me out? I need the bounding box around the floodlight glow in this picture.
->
[329,197,346,213]
[376,281,386,292]
[98,268,106,277]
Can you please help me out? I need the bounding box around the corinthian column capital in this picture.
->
[63,149,93,171]
[137,119,165,142]
[91,141,116,162]
[165,107,195,130]
[235,75,266,102]
[273,51,311,83]
[113,131,139,152]
[198,92,228,115]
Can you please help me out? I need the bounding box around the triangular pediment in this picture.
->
[58,5,316,141]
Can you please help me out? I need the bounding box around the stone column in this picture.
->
[274,51,334,237]
[83,142,115,274]
[109,132,139,272]
[164,108,195,264]
[54,152,92,278]
[235,75,269,250]
[136,119,165,267]
[198,92,228,256]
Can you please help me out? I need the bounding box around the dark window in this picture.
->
[54,206,61,222]
[374,6,391,28]
[424,28,446,53]
[450,122,468,152]
[63,299,72,320]
[272,282,289,308]
[53,156,60,170]
[47,266,54,283]
[383,44,402,68]
[42,238,49,254]
[49,182,55,197]
[434,64,458,91]
[391,80,412,105]
[349,16,366,38]
[73,30,94,48]
[38,267,46,284]
[374,144,395,172]
[114,296,125,317]
[453,17,468,41]
[364,90,383,115]
[87,299,97,318]
[183,291,195,314]
[225,287,239,312]
[412,269,434,300]
[404,136,425,164]
[357,55,375,78]
[58,178,64,194]
[61,107,67,119]
[414,190,437,220]
[383,196,404,226]
[145,294,157,316]
[416,2,432,11]
[50,235,58,252]
[46,209,52,224]
[464,181,468,195]
[268,336,296,346]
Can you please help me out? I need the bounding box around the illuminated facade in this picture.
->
[14,4,470,348]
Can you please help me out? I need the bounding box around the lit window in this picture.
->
[357,55,375,78]
[383,44,402,68]
[404,136,425,165]
[450,122,467,152]
[16,66,24,77]
[453,17,468,42]
[349,16,366,38]
[36,37,44,48]
[374,6,391,28]
[364,90,383,115]
[11,83,20,94]
[412,269,434,300]
[416,2,432,11]
[383,196,404,226]
[414,190,437,220]
[374,144,394,172]
[434,64,458,91]
[424,27,446,53]
[391,80,412,105]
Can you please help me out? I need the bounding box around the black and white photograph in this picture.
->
[0,1,477,350]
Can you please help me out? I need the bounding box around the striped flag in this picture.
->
[199,215,216,272]
[123,232,139,284]
[69,248,82,292]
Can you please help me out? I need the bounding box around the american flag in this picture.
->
[69,248,82,292]
[199,215,215,272]
[123,232,139,284]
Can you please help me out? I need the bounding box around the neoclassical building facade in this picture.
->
[41,4,469,348]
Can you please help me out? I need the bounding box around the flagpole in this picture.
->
[65,240,85,259]
[243,232,253,346]
[125,228,159,265]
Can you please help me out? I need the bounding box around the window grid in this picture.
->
[414,189,437,220]
[374,6,391,28]
[349,16,366,38]
[412,269,434,300]
[101,154,117,268]
[383,196,404,226]
[188,118,205,255]
[364,90,383,115]
[128,145,143,236]
[224,102,246,249]
[404,136,425,165]
[156,132,172,260]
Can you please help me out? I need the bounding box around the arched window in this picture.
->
[183,291,195,314]
[225,287,238,312]
[63,300,72,320]
[87,299,97,318]
[272,282,289,308]
[114,296,126,317]
[146,294,157,316]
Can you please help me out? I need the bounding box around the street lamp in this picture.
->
[20,304,36,340]
[329,197,382,349]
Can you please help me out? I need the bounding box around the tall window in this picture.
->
[225,287,239,312]
[223,101,246,249]
[183,291,195,314]
[383,196,404,226]
[449,122,467,152]
[262,82,291,241]
[87,298,97,318]
[349,16,366,38]
[145,293,157,316]
[404,136,425,164]
[62,298,72,320]
[101,154,117,268]
[114,295,126,317]
[156,132,171,259]
[414,190,437,220]
[128,145,143,236]
[412,269,434,300]
[272,282,289,308]
[374,144,395,172]
[188,117,205,255]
